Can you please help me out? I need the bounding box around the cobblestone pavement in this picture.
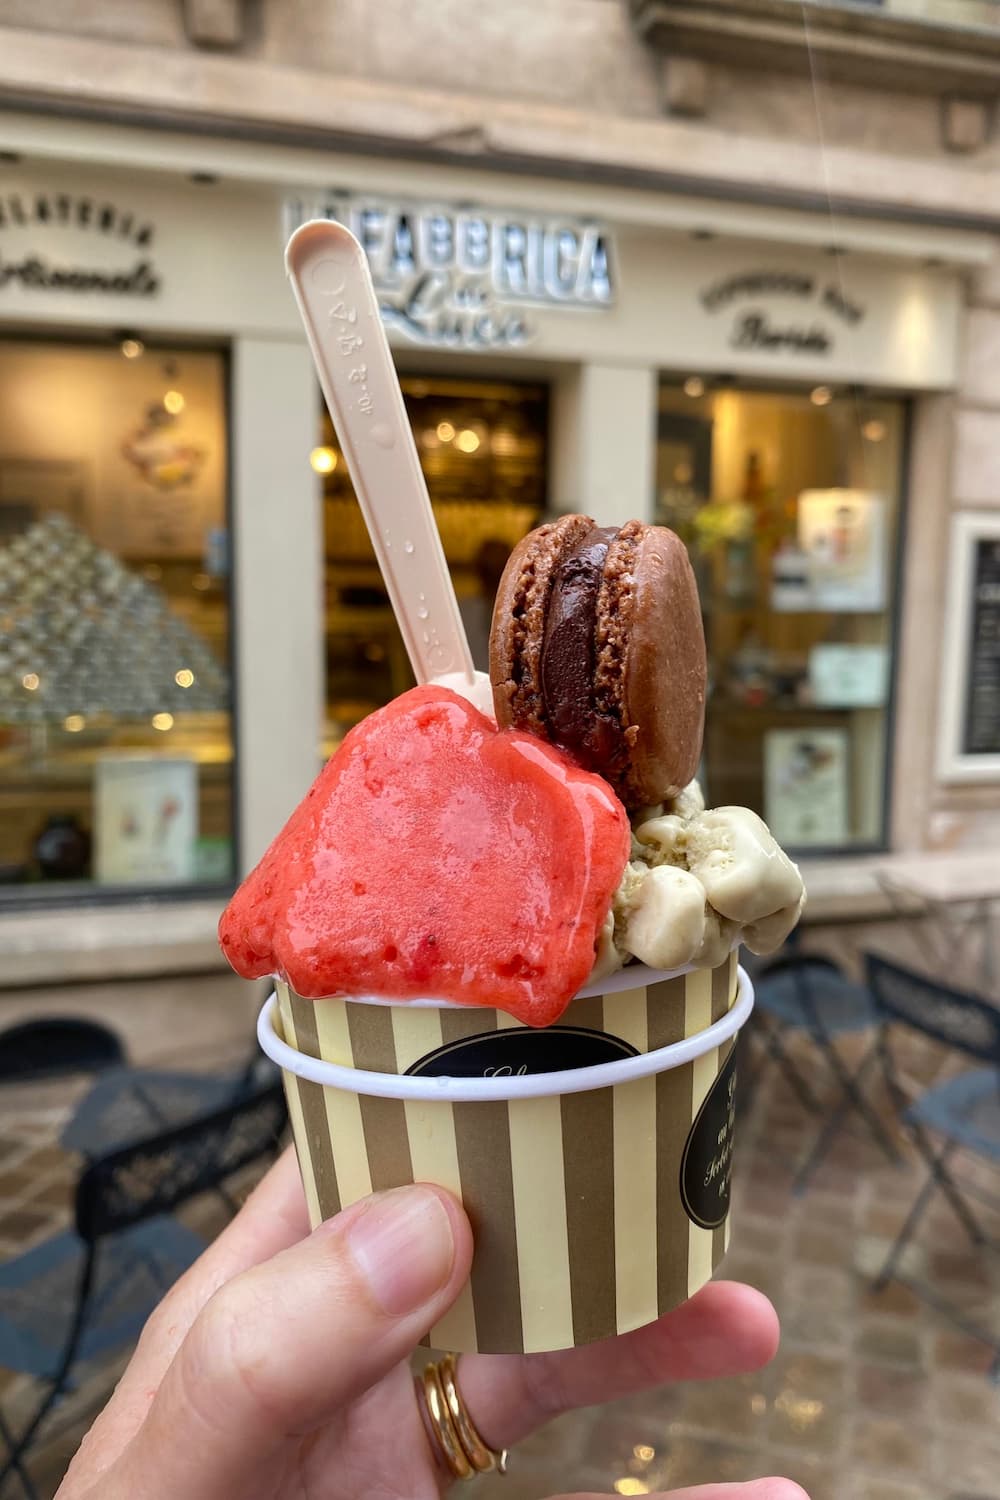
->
[1,1018,999,1499]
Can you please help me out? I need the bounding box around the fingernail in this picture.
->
[345,1187,455,1315]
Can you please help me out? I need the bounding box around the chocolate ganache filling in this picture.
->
[540,525,626,773]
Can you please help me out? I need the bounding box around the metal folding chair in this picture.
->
[749,951,900,1194]
[0,1078,287,1499]
[865,951,1000,1379]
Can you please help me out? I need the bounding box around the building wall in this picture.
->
[0,2,995,971]
[0,2,998,220]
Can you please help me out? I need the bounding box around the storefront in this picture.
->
[0,113,995,979]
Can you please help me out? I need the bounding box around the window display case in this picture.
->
[317,375,548,744]
[0,338,234,898]
[656,381,906,852]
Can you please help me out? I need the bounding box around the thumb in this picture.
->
[104,1185,472,1500]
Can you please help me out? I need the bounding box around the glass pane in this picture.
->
[0,338,234,896]
[318,374,548,749]
[656,381,906,853]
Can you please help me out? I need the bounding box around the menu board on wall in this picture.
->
[962,536,1000,756]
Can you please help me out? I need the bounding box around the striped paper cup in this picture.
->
[258,951,752,1355]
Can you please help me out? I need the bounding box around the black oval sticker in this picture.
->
[406,1025,639,1079]
[679,1042,739,1230]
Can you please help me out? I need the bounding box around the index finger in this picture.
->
[457,1281,779,1451]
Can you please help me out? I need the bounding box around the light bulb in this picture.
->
[310,446,338,474]
[163,390,185,414]
[152,712,174,731]
[683,376,705,398]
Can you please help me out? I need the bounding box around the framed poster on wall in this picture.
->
[938,513,1000,782]
[764,727,850,847]
[797,489,887,612]
[94,756,198,885]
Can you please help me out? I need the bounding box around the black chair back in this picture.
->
[0,1018,125,1083]
[864,952,1000,1065]
[74,1080,287,1243]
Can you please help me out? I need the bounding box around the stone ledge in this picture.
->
[630,0,1000,95]
[0,899,228,989]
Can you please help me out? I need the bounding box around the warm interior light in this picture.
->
[175,668,195,688]
[683,376,705,398]
[436,421,456,442]
[21,672,40,692]
[63,714,85,733]
[456,428,481,453]
[810,385,833,407]
[310,445,338,474]
[163,390,185,415]
[120,338,144,359]
[862,418,887,442]
[152,712,174,731]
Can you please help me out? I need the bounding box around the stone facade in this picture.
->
[0,0,997,957]
[0,1,998,216]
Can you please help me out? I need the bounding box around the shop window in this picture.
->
[317,375,548,745]
[656,381,906,853]
[0,337,234,897]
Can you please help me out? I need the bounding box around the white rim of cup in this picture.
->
[257,965,754,1102]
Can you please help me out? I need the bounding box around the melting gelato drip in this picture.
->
[590,781,805,981]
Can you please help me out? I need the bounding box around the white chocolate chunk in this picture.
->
[633,814,688,866]
[743,893,807,955]
[589,907,625,982]
[694,906,740,969]
[669,779,706,820]
[685,806,804,924]
[622,865,706,971]
[630,802,665,827]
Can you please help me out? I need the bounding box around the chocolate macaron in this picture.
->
[489,515,706,808]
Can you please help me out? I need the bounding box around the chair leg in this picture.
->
[0,1407,39,1500]
[907,1119,988,1249]
[0,1247,97,1494]
[814,1034,900,1167]
[0,1379,62,1500]
[791,1087,854,1197]
[872,1156,943,1292]
[760,1019,825,1115]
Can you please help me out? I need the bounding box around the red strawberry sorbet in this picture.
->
[219,686,629,1026]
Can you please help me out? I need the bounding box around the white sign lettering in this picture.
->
[284,195,614,349]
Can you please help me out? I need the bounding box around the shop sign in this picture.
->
[0,190,160,297]
[699,267,865,357]
[283,194,614,349]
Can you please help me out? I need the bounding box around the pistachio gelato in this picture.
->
[590,782,805,980]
